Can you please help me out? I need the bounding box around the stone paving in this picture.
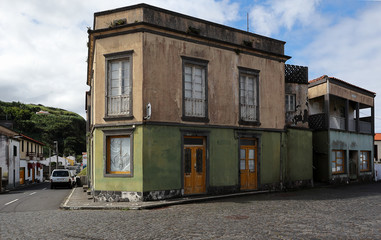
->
[0,182,380,239]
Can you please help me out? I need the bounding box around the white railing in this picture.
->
[184,98,206,117]
[108,95,131,116]
[241,104,258,122]
[330,116,345,130]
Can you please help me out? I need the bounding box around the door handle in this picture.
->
[194,163,197,169]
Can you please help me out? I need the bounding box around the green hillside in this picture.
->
[0,101,86,157]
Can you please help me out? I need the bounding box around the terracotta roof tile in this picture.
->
[20,133,45,146]
[308,75,327,84]
[309,75,376,95]
[375,133,381,141]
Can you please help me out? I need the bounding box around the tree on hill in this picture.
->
[0,101,86,157]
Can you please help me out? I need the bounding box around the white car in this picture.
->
[50,169,74,189]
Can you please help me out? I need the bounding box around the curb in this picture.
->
[60,189,270,210]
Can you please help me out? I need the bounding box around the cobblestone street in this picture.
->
[1,183,380,239]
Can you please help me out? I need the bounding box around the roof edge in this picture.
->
[93,3,287,45]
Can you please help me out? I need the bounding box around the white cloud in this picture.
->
[300,4,381,131]
[250,0,321,36]
[0,0,240,118]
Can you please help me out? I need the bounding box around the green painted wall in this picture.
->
[142,125,182,191]
[92,126,143,192]
[329,131,373,151]
[208,129,238,187]
[329,131,373,177]
[286,128,313,181]
[259,132,281,184]
[91,124,285,193]
[142,126,239,191]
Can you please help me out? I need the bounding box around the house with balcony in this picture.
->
[19,134,45,183]
[308,75,375,183]
[85,4,319,202]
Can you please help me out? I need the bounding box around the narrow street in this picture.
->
[0,182,380,239]
[0,182,71,213]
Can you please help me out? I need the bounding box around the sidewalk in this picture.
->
[60,186,270,210]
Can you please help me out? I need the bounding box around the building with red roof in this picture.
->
[308,75,375,184]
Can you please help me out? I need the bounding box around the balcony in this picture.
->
[309,113,372,134]
[330,116,345,130]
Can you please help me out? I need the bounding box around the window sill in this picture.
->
[182,116,210,123]
[239,120,261,126]
[104,115,134,121]
[104,173,133,178]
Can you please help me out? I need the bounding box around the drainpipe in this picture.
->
[280,132,284,191]
[5,137,10,189]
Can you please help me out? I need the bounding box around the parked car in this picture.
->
[50,169,74,189]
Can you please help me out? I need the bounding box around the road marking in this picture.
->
[29,192,37,196]
[42,188,47,190]
[63,188,76,207]
[5,199,19,206]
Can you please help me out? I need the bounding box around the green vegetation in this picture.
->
[77,167,87,176]
[0,101,86,156]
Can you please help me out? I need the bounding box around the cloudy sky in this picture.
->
[1,0,380,130]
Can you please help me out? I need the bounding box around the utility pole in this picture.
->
[247,12,249,32]
[49,148,51,176]
[54,141,58,170]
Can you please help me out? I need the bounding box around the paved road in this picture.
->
[0,182,71,212]
[0,183,380,239]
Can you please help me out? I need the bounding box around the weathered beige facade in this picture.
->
[87,4,289,130]
[86,4,312,202]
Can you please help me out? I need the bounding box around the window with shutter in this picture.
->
[239,68,259,124]
[104,51,133,118]
[182,57,208,122]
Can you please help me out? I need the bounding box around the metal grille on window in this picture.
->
[184,148,191,174]
[196,148,203,173]
[184,64,206,117]
[240,74,258,121]
[108,58,132,116]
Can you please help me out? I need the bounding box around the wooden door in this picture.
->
[240,139,258,190]
[32,167,35,183]
[184,137,206,195]
[20,168,25,185]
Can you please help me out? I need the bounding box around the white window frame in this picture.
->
[182,57,208,121]
[360,151,370,172]
[239,67,260,124]
[104,51,133,119]
[285,94,296,112]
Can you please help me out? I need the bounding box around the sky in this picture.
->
[0,0,381,131]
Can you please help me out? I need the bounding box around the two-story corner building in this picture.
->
[283,64,313,188]
[308,75,375,184]
[0,126,20,190]
[86,4,300,202]
[19,134,45,184]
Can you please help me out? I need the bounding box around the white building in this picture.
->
[0,126,21,190]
